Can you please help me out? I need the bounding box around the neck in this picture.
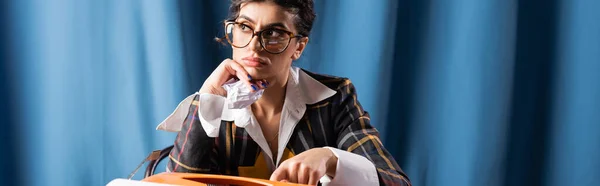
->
[251,70,289,116]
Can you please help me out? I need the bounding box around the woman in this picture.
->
[157,0,410,185]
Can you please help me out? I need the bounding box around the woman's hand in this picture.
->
[269,148,338,185]
[199,59,268,96]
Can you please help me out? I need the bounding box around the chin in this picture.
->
[245,67,269,79]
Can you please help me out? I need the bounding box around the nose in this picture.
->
[248,33,263,53]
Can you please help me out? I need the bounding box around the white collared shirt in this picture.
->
[157,66,379,185]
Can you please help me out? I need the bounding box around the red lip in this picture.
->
[242,56,266,67]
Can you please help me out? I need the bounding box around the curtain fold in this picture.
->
[6,0,184,184]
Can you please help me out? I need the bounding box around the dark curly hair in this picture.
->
[226,0,316,37]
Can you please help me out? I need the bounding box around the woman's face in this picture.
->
[231,1,308,81]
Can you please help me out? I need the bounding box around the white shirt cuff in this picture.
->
[156,93,225,137]
[197,93,225,137]
[322,147,379,186]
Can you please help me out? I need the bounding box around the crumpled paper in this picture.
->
[222,79,264,109]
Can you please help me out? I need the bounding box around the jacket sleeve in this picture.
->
[166,94,220,174]
[331,80,411,186]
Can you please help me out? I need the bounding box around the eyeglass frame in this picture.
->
[223,21,305,54]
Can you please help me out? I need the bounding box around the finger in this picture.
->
[308,170,323,185]
[308,176,318,186]
[256,80,269,89]
[255,80,264,89]
[286,162,300,183]
[270,165,287,182]
[217,59,242,81]
[298,164,310,184]
[225,60,251,82]
[226,61,257,91]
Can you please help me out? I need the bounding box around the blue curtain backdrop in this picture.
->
[1,0,599,186]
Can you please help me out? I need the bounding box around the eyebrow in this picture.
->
[237,14,290,30]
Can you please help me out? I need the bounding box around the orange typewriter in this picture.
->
[142,172,306,186]
[109,145,308,186]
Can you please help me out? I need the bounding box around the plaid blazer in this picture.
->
[166,69,411,186]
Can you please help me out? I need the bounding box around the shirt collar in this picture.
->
[221,66,336,123]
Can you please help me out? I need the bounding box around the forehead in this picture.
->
[238,2,296,29]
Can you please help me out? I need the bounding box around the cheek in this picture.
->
[232,48,244,61]
[271,50,295,67]
[273,60,293,76]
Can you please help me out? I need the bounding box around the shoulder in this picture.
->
[300,68,354,93]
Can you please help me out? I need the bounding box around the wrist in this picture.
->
[324,148,338,177]
[199,85,226,97]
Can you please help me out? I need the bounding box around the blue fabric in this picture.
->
[1,0,598,185]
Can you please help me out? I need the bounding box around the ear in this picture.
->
[291,37,309,60]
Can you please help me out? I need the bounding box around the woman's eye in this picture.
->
[239,24,250,31]
[265,30,281,37]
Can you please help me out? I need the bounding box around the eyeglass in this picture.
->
[224,22,304,54]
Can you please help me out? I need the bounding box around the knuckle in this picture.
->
[290,161,301,168]
[312,169,322,177]
[226,60,237,66]
[221,59,233,65]
[300,164,311,172]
